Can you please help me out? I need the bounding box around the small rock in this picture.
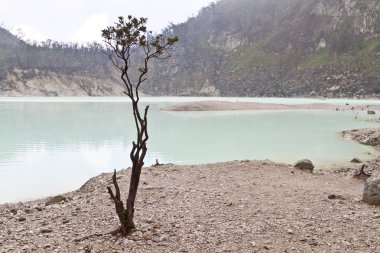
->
[18,217,26,222]
[62,219,70,224]
[354,164,371,179]
[294,159,314,172]
[363,177,380,205]
[123,239,134,245]
[40,228,53,234]
[287,229,294,235]
[328,194,345,200]
[250,241,256,247]
[367,110,376,115]
[46,195,67,206]
[32,205,43,211]
[350,158,362,163]
[145,217,154,224]
[159,234,169,242]
[131,231,143,237]
[343,240,351,246]
[309,240,319,246]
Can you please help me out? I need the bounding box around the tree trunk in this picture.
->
[125,163,141,231]
[108,104,148,235]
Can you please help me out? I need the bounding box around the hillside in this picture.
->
[144,0,380,98]
[0,27,123,96]
[1,0,380,97]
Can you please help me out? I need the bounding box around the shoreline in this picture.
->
[1,159,380,252]
[163,100,380,111]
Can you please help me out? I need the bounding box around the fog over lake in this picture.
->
[0,97,379,203]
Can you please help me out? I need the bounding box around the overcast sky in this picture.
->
[0,0,216,43]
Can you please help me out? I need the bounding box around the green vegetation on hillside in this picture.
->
[300,52,332,69]
[145,0,380,97]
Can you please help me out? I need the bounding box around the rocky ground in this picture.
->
[343,128,380,150]
[1,159,380,253]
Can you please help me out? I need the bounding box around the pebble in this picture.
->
[131,230,143,237]
[62,219,70,224]
[123,239,134,245]
[145,218,154,224]
[40,228,53,234]
[159,235,169,242]
[287,229,294,234]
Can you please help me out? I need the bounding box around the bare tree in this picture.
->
[101,16,178,235]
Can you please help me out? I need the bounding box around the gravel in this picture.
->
[1,160,380,252]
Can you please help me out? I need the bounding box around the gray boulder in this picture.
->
[294,159,314,172]
[363,177,380,205]
[350,158,362,163]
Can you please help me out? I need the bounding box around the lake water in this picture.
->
[0,97,379,203]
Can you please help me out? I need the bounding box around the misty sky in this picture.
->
[0,0,216,43]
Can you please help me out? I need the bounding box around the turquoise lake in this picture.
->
[0,97,379,203]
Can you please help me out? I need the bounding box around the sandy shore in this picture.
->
[163,100,380,111]
[1,159,380,252]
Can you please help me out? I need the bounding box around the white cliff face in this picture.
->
[207,32,244,50]
[317,39,327,50]
[0,69,125,96]
[312,0,380,35]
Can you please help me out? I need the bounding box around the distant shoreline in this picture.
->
[163,100,380,111]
